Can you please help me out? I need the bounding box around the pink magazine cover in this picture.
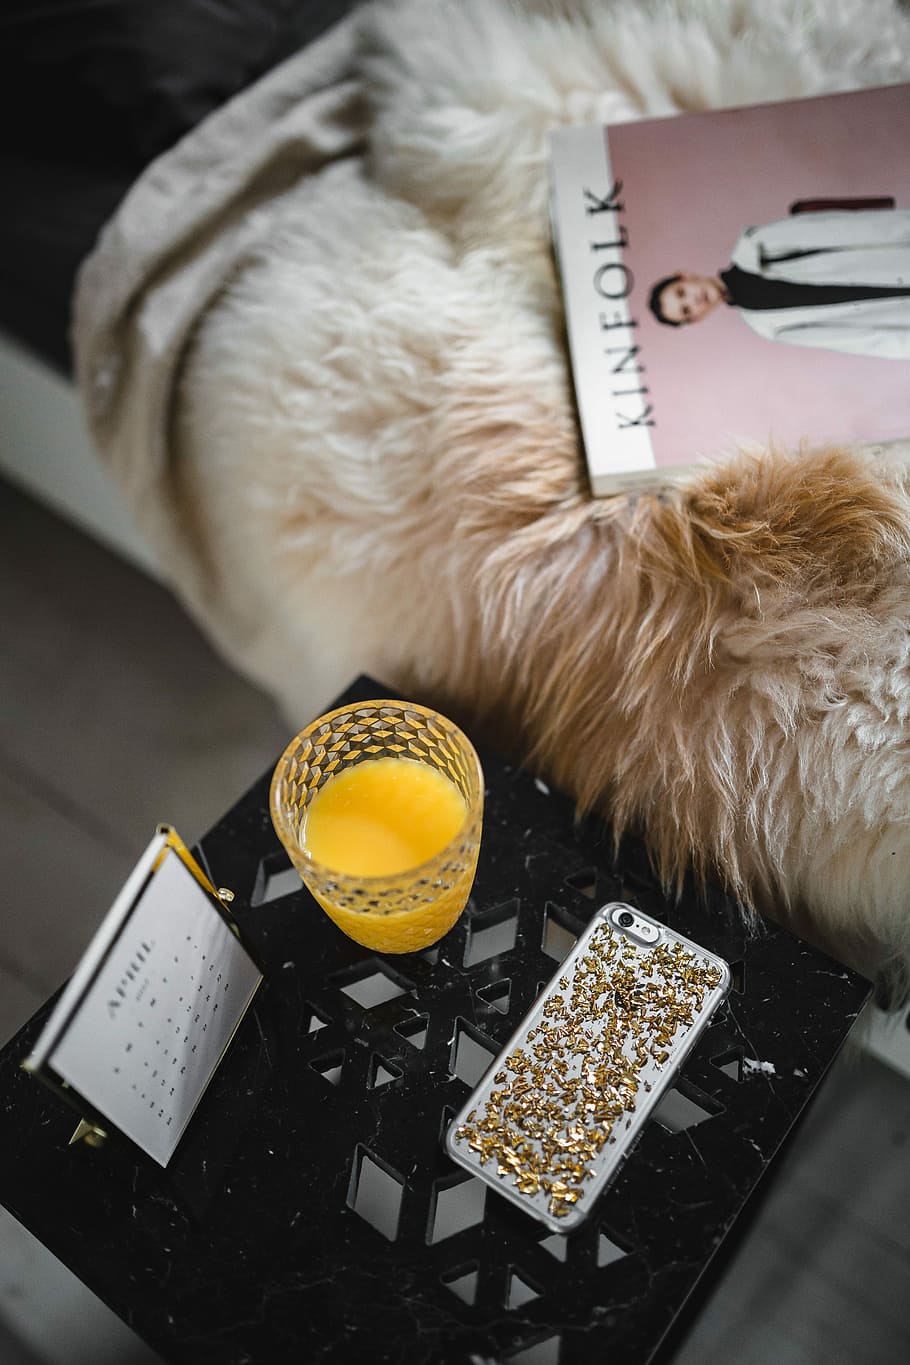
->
[549,83,910,495]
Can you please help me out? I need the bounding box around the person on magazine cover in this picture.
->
[648,200,910,359]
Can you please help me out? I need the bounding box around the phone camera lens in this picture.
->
[617,911,634,928]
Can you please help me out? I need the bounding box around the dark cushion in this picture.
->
[0,0,356,372]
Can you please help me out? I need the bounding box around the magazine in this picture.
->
[549,83,910,496]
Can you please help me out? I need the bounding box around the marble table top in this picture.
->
[0,677,870,1365]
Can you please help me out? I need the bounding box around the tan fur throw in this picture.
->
[75,0,910,981]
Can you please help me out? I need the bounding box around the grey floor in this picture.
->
[1,476,909,1365]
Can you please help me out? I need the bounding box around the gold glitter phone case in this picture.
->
[445,903,731,1233]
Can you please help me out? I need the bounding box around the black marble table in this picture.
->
[0,677,870,1365]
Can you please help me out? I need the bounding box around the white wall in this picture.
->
[0,333,159,579]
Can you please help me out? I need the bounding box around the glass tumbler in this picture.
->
[269,700,484,953]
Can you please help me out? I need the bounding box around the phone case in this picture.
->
[445,902,730,1233]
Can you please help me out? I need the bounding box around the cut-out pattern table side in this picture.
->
[0,678,870,1365]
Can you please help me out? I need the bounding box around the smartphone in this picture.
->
[445,902,730,1233]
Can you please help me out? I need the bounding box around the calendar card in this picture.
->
[25,831,263,1166]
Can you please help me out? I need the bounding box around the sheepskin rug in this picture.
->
[169,0,910,980]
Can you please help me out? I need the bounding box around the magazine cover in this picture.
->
[549,83,910,496]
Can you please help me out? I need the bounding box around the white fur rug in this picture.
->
[75,0,910,981]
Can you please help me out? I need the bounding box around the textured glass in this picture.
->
[270,701,484,953]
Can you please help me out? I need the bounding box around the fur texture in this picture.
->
[172,0,910,979]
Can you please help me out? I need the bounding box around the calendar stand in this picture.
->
[68,1117,109,1149]
[0,677,870,1365]
[22,825,263,1168]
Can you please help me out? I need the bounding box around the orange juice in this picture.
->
[300,756,475,953]
[303,757,466,875]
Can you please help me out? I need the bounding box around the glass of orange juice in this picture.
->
[269,700,484,954]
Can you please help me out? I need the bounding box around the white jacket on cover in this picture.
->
[730,208,910,358]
